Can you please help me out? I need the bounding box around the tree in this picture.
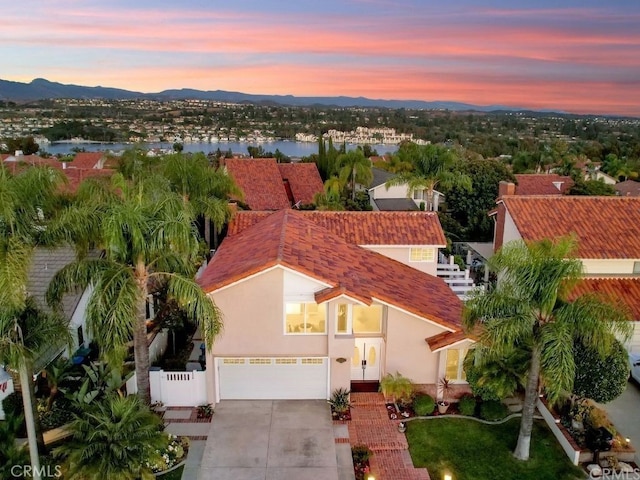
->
[47,173,223,404]
[464,237,632,461]
[4,136,40,155]
[55,394,166,480]
[572,338,629,404]
[568,179,616,196]
[0,298,71,472]
[0,163,66,474]
[161,152,241,247]
[337,149,372,201]
[443,158,515,241]
[386,143,471,211]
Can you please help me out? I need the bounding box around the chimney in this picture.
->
[228,201,238,215]
[498,181,516,198]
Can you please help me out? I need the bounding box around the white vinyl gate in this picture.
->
[217,357,328,400]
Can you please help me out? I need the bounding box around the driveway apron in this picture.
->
[198,400,339,480]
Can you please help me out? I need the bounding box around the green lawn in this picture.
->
[157,465,185,480]
[406,417,585,480]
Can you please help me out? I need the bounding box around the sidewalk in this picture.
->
[163,406,212,480]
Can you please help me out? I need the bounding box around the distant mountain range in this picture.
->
[0,78,526,112]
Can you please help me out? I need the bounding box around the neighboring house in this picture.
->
[615,180,640,197]
[198,210,470,402]
[491,191,640,352]
[2,151,114,193]
[367,167,443,211]
[26,247,94,372]
[513,174,574,195]
[224,158,323,210]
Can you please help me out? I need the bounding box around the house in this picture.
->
[615,180,640,197]
[491,190,640,352]
[367,167,444,211]
[224,158,323,210]
[197,210,470,402]
[513,174,574,195]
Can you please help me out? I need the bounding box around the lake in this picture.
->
[43,140,398,158]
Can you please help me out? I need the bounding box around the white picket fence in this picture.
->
[126,370,208,407]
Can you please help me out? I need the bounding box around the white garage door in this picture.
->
[217,357,328,400]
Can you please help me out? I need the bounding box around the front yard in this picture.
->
[406,417,584,480]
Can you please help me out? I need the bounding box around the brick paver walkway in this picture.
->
[349,393,430,480]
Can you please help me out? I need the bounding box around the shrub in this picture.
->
[479,400,508,421]
[2,391,23,418]
[380,372,415,406]
[413,394,435,416]
[351,444,372,464]
[458,394,477,416]
[329,388,352,414]
[573,338,629,404]
[197,403,214,419]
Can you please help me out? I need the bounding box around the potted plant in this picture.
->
[437,377,452,414]
[197,403,214,419]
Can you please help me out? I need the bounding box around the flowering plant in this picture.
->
[145,433,190,473]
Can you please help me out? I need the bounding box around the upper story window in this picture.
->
[409,247,436,262]
[285,303,327,334]
[634,261,640,274]
[336,304,383,334]
[412,189,424,201]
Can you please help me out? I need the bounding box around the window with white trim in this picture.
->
[336,304,383,334]
[285,303,327,334]
[634,261,640,274]
[409,247,436,262]
[445,348,467,381]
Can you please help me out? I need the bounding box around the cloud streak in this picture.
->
[1,1,639,115]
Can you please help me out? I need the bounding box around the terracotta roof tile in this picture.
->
[277,163,324,205]
[502,196,640,259]
[569,278,640,320]
[67,152,105,169]
[425,331,471,351]
[199,210,462,330]
[514,174,574,195]
[227,211,446,246]
[62,168,114,193]
[225,158,290,210]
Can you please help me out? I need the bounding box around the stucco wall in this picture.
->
[581,259,639,275]
[384,308,449,384]
[369,183,409,200]
[366,246,438,276]
[210,268,328,356]
[501,211,523,248]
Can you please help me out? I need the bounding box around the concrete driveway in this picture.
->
[198,400,346,480]
[602,380,640,464]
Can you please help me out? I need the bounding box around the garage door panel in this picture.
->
[218,357,328,400]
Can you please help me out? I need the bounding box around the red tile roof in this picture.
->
[514,174,574,195]
[502,196,640,259]
[277,163,324,205]
[227,211,446,246]
[63,168,114,192]
[225,158,291,210]
[67,152,105,169]
[569,278,640,320]
[199,210,462,330]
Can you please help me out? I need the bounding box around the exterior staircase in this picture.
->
[437,253,481,300]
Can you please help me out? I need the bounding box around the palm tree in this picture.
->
[0,297,72,473]
[0,163,66,475]
[337,150,373,201]
[161,152,241,247]
[46,173,223,404]
[55,394,166,480]
[385,143,471,211]
[464,236,632,461]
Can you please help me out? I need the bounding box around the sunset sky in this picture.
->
[2,0,639,116]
